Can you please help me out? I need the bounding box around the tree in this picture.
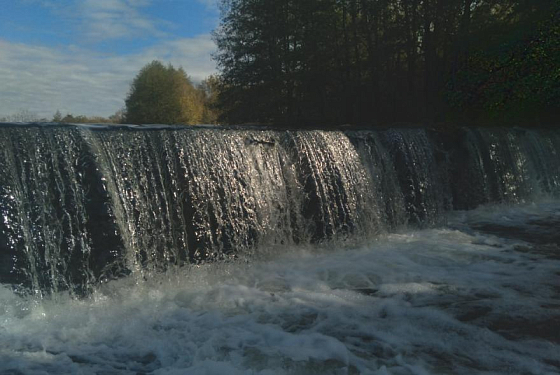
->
[1,109,43,122]
[197,75,221,124]
[54,112,119,124]
[52,110,63,122]
[214,0,559,126]
[125,61,204,125]
[61,113,88,123]
[109,108,125,124]
[214,0,335,125]
[446,0,560,123]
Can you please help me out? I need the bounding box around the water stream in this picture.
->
[0,124,559,374]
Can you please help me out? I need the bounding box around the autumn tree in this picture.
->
[197,75,221,124]
[125,61,204,125]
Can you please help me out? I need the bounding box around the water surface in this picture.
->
[1,200,559,374]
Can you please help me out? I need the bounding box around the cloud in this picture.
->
[30,0,171,42]
[0,35,217,119]
[80,0,168,41]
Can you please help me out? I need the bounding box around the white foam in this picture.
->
[1,201,559,374]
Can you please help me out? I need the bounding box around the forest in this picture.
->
[214,0,559,127]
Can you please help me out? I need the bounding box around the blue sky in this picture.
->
[0,0,220,118]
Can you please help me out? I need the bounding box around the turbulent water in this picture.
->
[1,201,559,375]
[0,123,559,374]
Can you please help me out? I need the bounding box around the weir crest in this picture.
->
[1,123,558,294]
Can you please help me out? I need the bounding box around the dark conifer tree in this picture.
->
[214,0,559,126]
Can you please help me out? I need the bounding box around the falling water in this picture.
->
[1,123,560,375]
[0,124,559,294]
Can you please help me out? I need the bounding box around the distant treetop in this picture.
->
[124,60,204,125]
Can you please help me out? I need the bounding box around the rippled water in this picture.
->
[1,200,559,375]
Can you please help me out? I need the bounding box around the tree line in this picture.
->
[55,61,219,125]
[3,0,556,127]
[1,61,219,125]
[0,109,125,124]
[213,0,559,126]
[59,0,560,127]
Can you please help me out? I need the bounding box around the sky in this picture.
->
[0,0,220,119]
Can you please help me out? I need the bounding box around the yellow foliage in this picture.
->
[125,61,204,125]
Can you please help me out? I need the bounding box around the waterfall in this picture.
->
[1,124,559,295]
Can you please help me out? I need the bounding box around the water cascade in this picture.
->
[1,124,559,295]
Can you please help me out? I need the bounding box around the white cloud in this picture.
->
[29,0,171,42]
[0,36,217,119]
[79,0,168,41]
